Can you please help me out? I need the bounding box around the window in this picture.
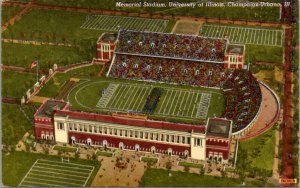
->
[187,137,191,144]
[145,132,148,139]
[114,129,117,135]
[94,126,97,133]
[125,130,128,137]
[130,130,133,137]
[161,134,164,141]
[140,132,143,138]
[99,127,102,133]
[135,131,138,138]
[171,135,174,142]
[194,138,203,147]
[89,125,93,133]
[57,122,64,130]
[209,70,212,76]
[150,133,153,140]
[182,137,185,144]
[195,70,199,75]
[69,123,73,130]
[104,127,107,134]
[166,135,169,142]
[84,125,87,132]
[79,125,83,132]
[156,134,159,141]
[74,124,78,131]
[177,136,180,143]
[120,130,123,136]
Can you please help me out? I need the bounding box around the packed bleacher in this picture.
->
[115,30,227,62]
[109,54,231,88]
[222,69,262,132]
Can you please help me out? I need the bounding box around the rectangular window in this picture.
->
[125,130,128,137]
[187,137,191,144]
[171,135,174,142]
[89,125,93,133]
[94,126,97,133]
[69,123,73,130]
[177,136,180,143]
[120,130,123,136]
[161,134,164,141]
[150,133,153,140]
[104,127,107,134]
[114,129,117,135]
[99,127,102,133]
[130,130,133,137]
[156,134,159,141]
[84,125,87,132]
[166,135,169,142]
[135,131,138,138]
[182,137,185,144]
[145,132,148,139]
[140,132,143,138]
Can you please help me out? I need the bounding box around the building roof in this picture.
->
[206,118,232,138]
[99,33,118,43]
[115,30,227,63]
[226,44,244,55]
[35,100,68,118]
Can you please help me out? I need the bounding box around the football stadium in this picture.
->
[33,29,280,164]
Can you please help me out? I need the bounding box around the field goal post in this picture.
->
[61,157,70,163]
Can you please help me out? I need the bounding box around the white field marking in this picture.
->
[21,180,61,187]
[38,159,94,168]
[136,87,152,111]
[252,29,257,44]
[166,90,180,115]
[240,28,245,43]
[248,28,253,43]
[208,25,215,36]
[112,85,129,109]
[32,166,90,176]
[30,169,87,179]
[185,92,197,117]
[275,30,278,46]
[180,92,191,116]
[139,18,149,30]
[24,176,83,186]
[206,25,213,36]
[27,173,85,183]
[162,90,175,114]
[271,30,275,45]
[176,90,187,116]
[227,27,233,40]
[232,27,237,42]
[191,92,201,117]
[94,15,106,29]
[170,90,183,116]
[245,28,250,43]
[131,87,146,111]
[268,30,271,45]
[119,86,135,110]
[126,86,141,109]
[115,85,132,110]
[220,26,226,38]
[35,162,93,172]
[256,29,260,44]
[84,166,95,186]
[213,25,219,37]
[157,90,170,113]
[19,160,38,186]
[91,15,103,30]
[106,84,124,109]
[264,30,267,45]
[217,26,223,38]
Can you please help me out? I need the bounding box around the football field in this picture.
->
[81,14,169,32]
[202,24,283,46]
[19,159,94,187]
[69,81,223,121]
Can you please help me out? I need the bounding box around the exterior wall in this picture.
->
[68,131,191,156]
[53,117,69,143]
[96,42,116,62]
[206,147,229,162]
[224,54,244,69]
[190,133,206,160]
[205,137,230,162]
[34,118,54,140]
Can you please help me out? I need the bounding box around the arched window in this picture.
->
[151,146,156,154]
[119,142,124,150]
[135,144,140,151]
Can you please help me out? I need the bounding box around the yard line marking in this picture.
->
[171,91,183,116]
[30,169,87,179]
[157,90,170,113]
[180,92,191,117]
[35,162,92,172]
[38,159,94,168]
[21,180,61,187]
[112,85,129,109]
[24,176,83,186]
[166,90,179,115]
[119,86,134,110]
[176,91,187,116]
[19,160,38,186]
[127,86,141,110]
[28,173,85,183]
[185,92,196,117]
[32,166,90,175]
[162,90,175,114]
[132,87,147,111]
[136,87,152,111]
[191,92,200,117]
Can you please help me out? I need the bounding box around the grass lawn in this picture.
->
[2,151,100,186]
[178,162,203,169]
[37,64,102,98]
[53,145,77,152]
[2,6,22,24]
[96,151,113,157]
[245,45,283,64]
[2,70,36,98]
[141,157,158,164]
[140,168,273,187]
[2,104,35,146]
[2,43,94,69]
[3,8,102,43]
[237,127,276,172]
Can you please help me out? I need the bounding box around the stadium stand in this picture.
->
[223,69,262,132]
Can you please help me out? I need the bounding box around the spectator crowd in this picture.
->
[116,30,227,62]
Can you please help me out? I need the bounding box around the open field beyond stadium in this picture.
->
[81,14,169,32]
[19,159,94,187]
[202,24,283,46]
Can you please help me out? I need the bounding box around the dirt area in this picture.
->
[30,96,49,103]
[274,66,283,83]
[172,20,203,35]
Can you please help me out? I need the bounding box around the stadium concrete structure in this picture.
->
[34,100,232,162]
[34,30,261,163]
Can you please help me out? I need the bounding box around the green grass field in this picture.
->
[37,64,102,98]
[2,104,35,146]
[67,79,225,124]
[178,162,203,169]
[140,168,273,187]
[2,151,100,187]
[2,43,94,69]
[2,71,36,98]
[202,24,283,46]
[237,127,276,172]
[3,9,101,43]
[2,6,22,24]
[53,146,78,152]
